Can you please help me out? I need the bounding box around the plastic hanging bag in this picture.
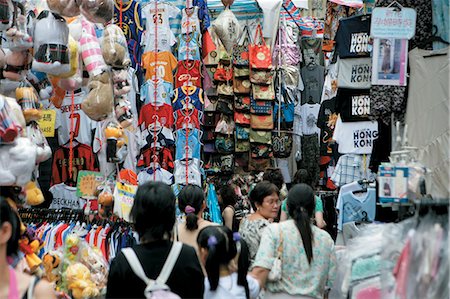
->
[3,6,34,51]
[102,24,131,68]
[212,7,242,54]
[0,95,24,144]
[80,0,114,25]
[206,183,223,224]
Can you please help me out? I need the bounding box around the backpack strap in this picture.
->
[156,241,183,285]
[122,248,151,284]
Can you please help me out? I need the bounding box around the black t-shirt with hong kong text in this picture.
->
[317,97,337,156]
[336,88,372,122]
[334,14,372,60]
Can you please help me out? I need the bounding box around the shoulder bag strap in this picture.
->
[122,248,151,284]
[26,276,38,299]
[156,241,183,285]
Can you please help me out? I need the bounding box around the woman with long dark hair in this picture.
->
[251,184,336,299]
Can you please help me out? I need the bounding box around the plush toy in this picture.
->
[0,49,5,70]
[32,10,71,76]
[2,49,31,81]
[102,24,130,68]
[43,251,63,283]
[114,97,133,129]
[49,77,67,108]
[47,0,80,17]
[65,263,100,299]
[24,181,44,206]
[79,0,113,24]
[26,70,53,100]
[64,234,80,261]
[0,137,39,186]
[4,3,33,51]
[18,227,43,273]
[0,0,13,31]
[81,71,114,121]
[80,19,107,77]
[79,246,108,289]
[26,121,52,163]
[0,95,23,143]
[112,69,130,96]
[56,37,83,91]
[104,121,126,163]
[3,95,26,131]
[15,86,42,123]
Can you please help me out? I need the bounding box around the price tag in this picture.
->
[36,109,56,137]
[76,171,105,198]
[371,7,416,39]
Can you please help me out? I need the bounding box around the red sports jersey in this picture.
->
[142,147,174,171]
[139,103,174,129]
[51,143,97,186]
[175,60,202,88]
[174,107,202,130]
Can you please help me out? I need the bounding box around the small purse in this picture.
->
[216,98,233,115]
[235,125,250,140]
[267,228,283,282]
[217,82,233,97]
[251,144,273,158]
[233,76,251,94]
[249,129,272,144]
[235,140,250,152]
[203,112,220,127]
[252,83,275,100]
[235,96,251,111]
[249,24,272,70]
[234,112,251,126]
[204,97,218,112]
[250,114,273,130]
[220,154,235,173]
[214,63,233,82]
[251,99,272,115]
[234,67,250,78]
[249,69,273,85]
[272,132,293,158]
[232,25,251,67]
[215,135,235,154]
[202,130,216,142]
[215,116,235,135]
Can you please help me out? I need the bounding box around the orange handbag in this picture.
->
[234,112,251,125]
[233,76,251,94]
[249,24,272,70]
[250,114,273,130]
[214,63,233,82]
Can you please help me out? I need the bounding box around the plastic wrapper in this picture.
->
[80,0,114,24]
[57,38,83,91]
[104,119,127,163]
[26,121,52,163]
[2,48,31,81]
[3,6,34,51]
[15,82,42,123]
[0,95,24,144]
[32,10,71,76]
[97,179,114,207]
[112,68,130,96]
[212,8,242,54]
[26,70,53,100]
[81,71,114,121]
[102,24,131,68]
[79,19,107,77]
[47,0,80,17]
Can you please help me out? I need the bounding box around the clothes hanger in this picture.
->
[418,25,449,52]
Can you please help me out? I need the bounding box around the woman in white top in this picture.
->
[197,225,260,299]
[176,184,217,252]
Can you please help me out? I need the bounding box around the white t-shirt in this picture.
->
[204,273,260,299]
[49,183,85,210]
[181,6,201,34]
[142,27,176,53]
[332,115,379,154]
[55,90,95,146]
[298,103,321,136]
[142,2,180,34]
[137,166,173,185]
[174,158,202,187]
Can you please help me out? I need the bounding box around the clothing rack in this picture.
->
[18,208,85,223]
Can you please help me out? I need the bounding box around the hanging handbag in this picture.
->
[252,83,275,100]
[273,18,301,67]
[251,144,273,158]
[267,227,283,281]
[249,24,272,70]
[249,69,273,85]
[204,28,221,66]
[272,132,293,158]
[232,25,251,67]
[204,97,218,112]
[203,142,216,153]
[234,66,250,78]
[216,98,233,115]
[220,154,235,173]
[250,99,272,115]
[249,156,272,171]
[235,140,250,152]
[249,129,272,144]
[217,82,233,96]
[233,76,251,94]
[234,112,251,126]
[235,125,250,140]
[250,114,273,130]
[203,112,220,127]
[214,63,233,82]
[235,96,251,111]
[215,135,234,154]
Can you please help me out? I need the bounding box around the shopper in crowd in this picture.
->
[197,225,260,299]
[262,168,288,201]
[218,184,240,232]
[176,184,218,252]
[251,184,336,299]
[239,181,280,266]
[280,169,326,229]
[0,197,55,299]
[106,182,204,298]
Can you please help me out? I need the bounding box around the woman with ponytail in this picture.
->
[177,184,218,252]
[197,226,260,299]
[251,184,336,299]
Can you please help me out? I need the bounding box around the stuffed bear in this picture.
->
[81,71,114,121]
[80,19,107,77]
[102,24,131,69]
[0,137,38,187]
[80,0,113,24]
[16,86,42,123]
[32,10,71,76]
[47,0,80,17]
[24,181,44,206]
[65,263,100,299]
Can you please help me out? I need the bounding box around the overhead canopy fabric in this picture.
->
[207,0,264,22]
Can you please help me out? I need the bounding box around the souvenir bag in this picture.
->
[267,228,283,281]
[235,152,250,169]
[273,17,301,66]
[214,63,233,82]
[252,83,275,100]
[249,156,272,171]
[216,98,233,115]
[251,99,272,115]
[215,115,235,135]
[215,135,234,154]
[217,82,233,96]
[220,154,235,173]
[251,144,273,158]
[235,96,251,111]
[204,28,220,66]
[250,114,273,130]
[203,112,219,127]
[212,7,242,54]
[233,76,251,94]
[235,125,250,140]
[249,24,272,70]
[273,102,295,129]
[234,112,251,126]
[232,25,251,67]
[249,69,273,85]
[203,142,216,153]
[204,96,218,112]
[235,140,250,152]
[234,66,250,78]
[249,129,272,144]
[272,132,293,158]
[202,130,216,141]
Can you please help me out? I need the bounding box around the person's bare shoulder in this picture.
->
[34,279,56,299]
